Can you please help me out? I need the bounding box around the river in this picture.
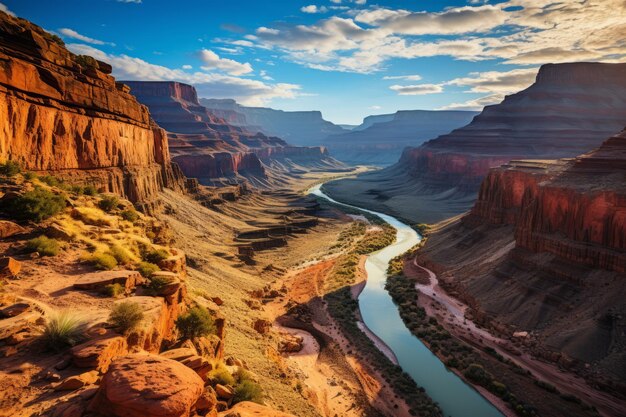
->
[308,183,503,417]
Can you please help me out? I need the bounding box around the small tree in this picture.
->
[175,306,216,339]
[0,160,21,177]
[98,195,119,212]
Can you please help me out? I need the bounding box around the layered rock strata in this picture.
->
[0,12,184,210]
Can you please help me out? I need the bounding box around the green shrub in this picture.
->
[85,252,118,270]
[233,379,264,404]
[70,185,84,195]
[75,54,98,69]
[25,236,60,256]
[109,301,144,333]
[120,209,139,223]
[0,160,21,177]
[146,274,171,295]
[208,364,236,386]
[82,185,98,196]
[98,195,119,212]
[102,283,124,297]
[39,175,60,187]
[3,188,66,222]
[137,261,160,277]
[41,310,86,351]
[175,306,216,339]
[23,172,37,181]
[144,248,169,264]
[109,245,132,264]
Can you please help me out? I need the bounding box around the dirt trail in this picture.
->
[410,258,626,417]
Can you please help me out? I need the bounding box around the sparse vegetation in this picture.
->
[175,306,216,339]
[208,363,236,386]
[102,283,124,297]
[84,252,118,270]
[82,185,98,196]
[98,195,120,212]
[41,310,86,351]
[144,248,169,264]
[25,235,60,256]
[3,187,66,222]
[109,245,132,265]
[120,209,139,223]
[0,160,21,177]
[145,274,171,295]
[137,261,160,277]
[233,379,264,404]
[109,301,144,333]
[75,54,98,69]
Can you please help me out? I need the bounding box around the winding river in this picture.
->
[309,183,503,417]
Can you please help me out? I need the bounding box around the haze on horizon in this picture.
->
[3,0,624,124]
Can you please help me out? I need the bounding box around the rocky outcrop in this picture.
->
[324,63,626,223]
[200,98,347,146]
[218,402,296,417]
[0,12,185,211]
[323,110,478,166]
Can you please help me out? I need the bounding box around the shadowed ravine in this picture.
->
[308,182,503,417]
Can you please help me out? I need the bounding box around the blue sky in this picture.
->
[1,0,623,124]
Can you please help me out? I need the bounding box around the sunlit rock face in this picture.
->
[0,12,185,211]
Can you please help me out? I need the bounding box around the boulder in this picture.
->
[0,220,25,239]
[194,386,218,415]
[180,354,213,380]
[89,354,204,417]
[74,270,144,293]
[71,332,128,372]
[54,370,99,391]
[120,296,176,352]
[148,271,182,296]
[278,334,304,354]
[252,319,271,335]
[214,384,233,400]
[46,224,74,241]
[158,248,187,279]
[160,347,197,362]
[0,302,31,318]
[218,402,296,417]
[0,257,21,278]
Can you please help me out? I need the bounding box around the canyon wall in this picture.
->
[0,12,184,210]
[323,110,478,166]
[419,130,626,385]
[200,98,347,146]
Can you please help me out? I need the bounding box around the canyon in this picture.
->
[322,110,478,166]
[324,62,626,223]
[126,82,341,185]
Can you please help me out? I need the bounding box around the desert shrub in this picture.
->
[71,206,113,227]
[109,245,132,265]
[98,195,119,212]
[109,301,144,333]
[144,248,169,264]
[85,252,118,270]
[233,379,264,404]
[41,310,86,351]
[102,283,124,297]
[39,175,60,187]
[120,209,139,223]
[137,261,160,277]
[0,160,21,177]
[175,306,216,339]
[23,172,37,181]
[208,363,236,386]
[25,236,60,256]
[82,185,98,196]
[70,185,84,195]
[75,54,98,69]
[145,274,171,295]
[3,188,66,222]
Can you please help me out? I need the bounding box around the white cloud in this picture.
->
[389,83,444,95]
[447,68,539,94]
[301,5,328,14]
[369,105,382,110]
[116,0,142,3]
[0,2,15,16]
[382,74,422,81]
[438,93,503,111]
[259,70,273,81]
[182,65,192,70]
[59,28,115,46]
[66,44,301,106]
[198,49,253,76]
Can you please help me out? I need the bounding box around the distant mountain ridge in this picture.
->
[200,98,347,146]
[322,110,478,166]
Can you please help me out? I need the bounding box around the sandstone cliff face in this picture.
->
[398,62,626,191]
[0,12,184,210]
[200,98,347,146]
[323,110,478,166]
[127,81,338,184]
[421,131,626,384]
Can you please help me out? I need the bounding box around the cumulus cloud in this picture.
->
[182,64,192,70]
[438,93,504,111]
[59,28,115,46]
[66,44,301,106]
[301,5,328,14]
[0,2,15,16]
[198,49,253,76]
[235,0,625,74]
[382,74,422,81]
[447,68,539,93]
[389,83,444,95]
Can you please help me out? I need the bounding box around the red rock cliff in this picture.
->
[0,12,184,210]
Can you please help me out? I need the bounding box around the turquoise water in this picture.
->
[309,183,503,417]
